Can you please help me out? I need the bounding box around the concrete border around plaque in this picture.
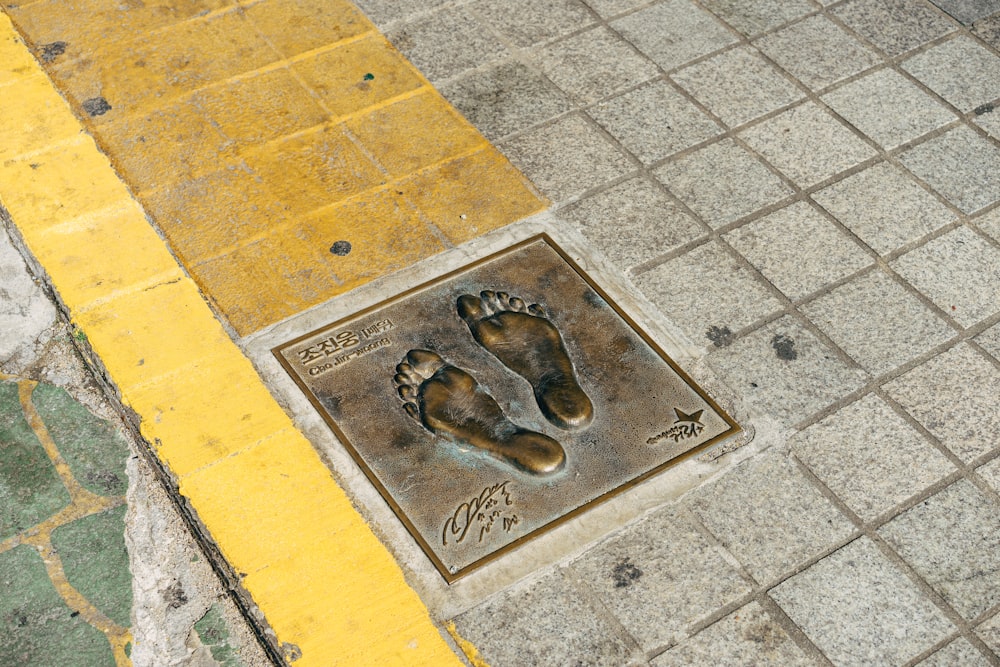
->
[244,216,747,611]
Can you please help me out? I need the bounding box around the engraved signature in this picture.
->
[442,481,519,546]
[646,408,705,445]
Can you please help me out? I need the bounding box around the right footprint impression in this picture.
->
[394,349,566,476]
[457,291,594,430]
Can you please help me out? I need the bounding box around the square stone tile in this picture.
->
[571,507,752,651]
[441,61,573,141]
[537,26,659,105]
[880,479,1000,619]
[974,206,1000,242]
[557,176,706,268]
[976,106,1000,139]
[919,638,993,666]
[812,162,957,256]
[499,114,634,202]
[475,0,596,48]
[699,0,815,37]
[926,0,1000,24]
[708,315,869,426]
[671,46,804,128]
[634,240,784,346]
[387,6,508,82]
[739,103,877,188]
[725,201,873,301]
[651,601,813,666]
[903,36,1000,112]
[975,321,1000,361]
[791,394,956,521]
[452,569,637,666]
[883,343,1000,461]
[771,537,955,666]
[831,0,957,57]
[654,139,794,228]
[978,612,1000,654]
[755,15,881,92]
[821,68,956,149]
[580,0,648,17]
[589,80,722,164]
[891,226,1000,326]
[611,0,738,72]
[974,13,1000,49]
[687,449,855,584]
[900,126,1000,214]
[801,270,956,375]
[978,457,1000,493]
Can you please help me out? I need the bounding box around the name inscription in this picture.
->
[442,481,520,546]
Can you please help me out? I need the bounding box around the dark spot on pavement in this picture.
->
[82,97,112,116]
[611,557,643,588]
[39,41,67,62]
[771,333,797,361]
[706,325,733,347]
[70,611,80,617]
[363,72,375,81]
[330,240,352,256]
[974,103,994,115]
[164,581,188,609]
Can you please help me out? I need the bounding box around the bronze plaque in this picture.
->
[273,235,739,581]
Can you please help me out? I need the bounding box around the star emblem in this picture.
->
[673,408,704,424]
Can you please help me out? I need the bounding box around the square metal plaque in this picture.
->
[273,235,739,582]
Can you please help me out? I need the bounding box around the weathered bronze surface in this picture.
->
[273,235,740,581]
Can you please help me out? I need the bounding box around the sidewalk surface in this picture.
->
[2,0,1000,665]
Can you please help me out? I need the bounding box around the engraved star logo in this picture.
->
[673,408,704,424]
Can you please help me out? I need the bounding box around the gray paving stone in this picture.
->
[441,61,573,141]
[650,601,814,666]
[452,569,637,667]
[771,538,955,667]
[671,46,804,128]
[879,479,1000,619]
[831,0,957,57]
[725,201,873,301]
[699,0,814,37]
[707,315,869,426]
[800,269,956,375]
[918,637,993,667]
[891,226,1000,327]
[975,321,1000,361]
[537,26,660,105]
[926,0,1000,24]
[903,36,1000,112]
[974,206,1000,242]
[387,6,508,82]
[499,114,634,202]
[821,68,956,150]
[687,449,855,584]
[790,394,956,521]
[976,106,1000,139]
[978,611,1000,654]
[611,0,738,72]
[654,139,794,228]
[580,0,648,17]
[974,13,1000,49]
[900,126,1000,214]
[352,0,451,27]
[571,507,752,651]
[475,0,596,48]
[739,103,877,188]
[556,176,705,268]
[977,457,1000,493]
[754,15,881,92]
[884,343,1000,462]
[634,240,784,346]
[812,162,957,256]
[589,80,722,164]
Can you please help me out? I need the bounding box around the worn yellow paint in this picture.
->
[0,73,81,161]
[447,622,493,667]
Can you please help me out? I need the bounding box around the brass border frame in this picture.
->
[273,234,741,583]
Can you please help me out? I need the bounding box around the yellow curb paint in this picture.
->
[0,9,464,664]
[447,622,493,667]
[0,73,80,160]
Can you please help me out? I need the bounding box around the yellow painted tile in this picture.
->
[347,90,486,178]
[244,0,371,58]
[73,277,233,389]
[195,66,328,145]
[242,533,461,666]
[244,124,385,216]
[0,139,131,234]
[291,34,424,118]
[141,165,291,264]
[400,147,548,244]
[0,20,38,84]
[0,75,81,160]
[29,202,182,310]
[300,188,446,291]
[124,354,291,477]
[97,96,236,189]
[178,430,370,572]
[187,253,286,335]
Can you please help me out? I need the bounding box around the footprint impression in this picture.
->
[394,349,566,476]
[457,290,594,431]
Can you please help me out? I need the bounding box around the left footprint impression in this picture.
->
[393,349,566,476]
